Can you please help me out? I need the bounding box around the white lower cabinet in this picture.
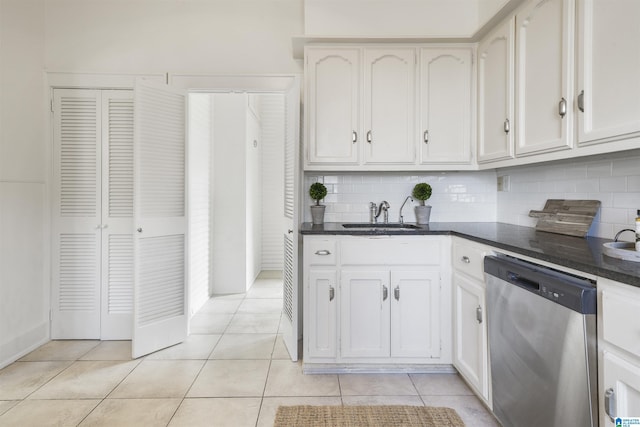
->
[340,270,391,358]
[598,277,640,425]
[303,235,451,368]
[391,270,441,358]
[451,238,491,406]
[307,269,338,359]
[452,272,488,401]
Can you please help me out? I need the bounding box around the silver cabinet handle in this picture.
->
[578,90,585,113]
[394,286,400,301]
[352,131,358,143]
[461,256,471,264]
[476,305,483,324]
[288,229,293,234]
[605,388,616,421]
[366,130,372,143]
[329,286,335,302]
[137,227,143,233]
[558,97,567,118]
[314,250,331,256]
[423,130,429,144]
[382,285,388,301]
[504,118,510,134]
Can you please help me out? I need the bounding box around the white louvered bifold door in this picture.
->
[100,90,134,339]
[282,80,301,361]
[52,89,102,339]
[132,79,188,358]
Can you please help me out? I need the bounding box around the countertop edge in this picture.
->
[300,222,640,288]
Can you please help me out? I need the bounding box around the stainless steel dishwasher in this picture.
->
[484,254,598,427]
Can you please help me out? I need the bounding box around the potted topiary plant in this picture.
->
[412,182,432,225]
[309,182,328,225]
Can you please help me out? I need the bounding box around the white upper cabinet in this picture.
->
[577,0,640,146]
[419,48,473,165]
[477,18,515,163]
[515,0,574,156]
[363,48,417,165]
[304,45,475,171]
[306,48,361,165]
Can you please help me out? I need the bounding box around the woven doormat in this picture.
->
[273,405,465,427]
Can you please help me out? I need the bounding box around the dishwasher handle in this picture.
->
[507,271,540,291]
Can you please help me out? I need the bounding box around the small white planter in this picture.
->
[310,205,326,225]
[415,205,432,225]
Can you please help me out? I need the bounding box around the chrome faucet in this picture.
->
[369,202,377,223]
[375,201,390,224]
[399,196,413,224]
[614,228,636,242]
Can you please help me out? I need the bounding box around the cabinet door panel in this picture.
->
[307,269,338,359]
[578,0,640,145]
[478,18,515,163]
[307,48,360,165]
[453,272,488,400]
[341,270,390,358]
[601,351,640,425]
[364,49,416,165]
[516,0,573,156]
[419,48,472,164]
[391,270,440,358]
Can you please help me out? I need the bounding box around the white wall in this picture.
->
[304,0,479,37]
[303,171,498,223]
[0,0,48,368]
[246,106,262,288]
[44,0,303,75]
[260,94,285,270]
[497,149,640,240]
[211,94,247,294]
[188,94,211,315]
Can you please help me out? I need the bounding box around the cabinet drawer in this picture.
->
[341,238,440,265]
[452,240,486,281]
[306,238,337,265]
[602,288,640,359]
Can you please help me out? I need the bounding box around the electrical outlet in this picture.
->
[497,175,510,192]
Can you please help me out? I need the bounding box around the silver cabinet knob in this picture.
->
[352,131,358,144]
[137,227,143,233]
[461,256,471,264]
[315,250,331,256]
[558,97,567,118]
[578,90,585,113]
[329,286,335,301]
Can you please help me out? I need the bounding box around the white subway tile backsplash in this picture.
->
[586,161,612,178]
[499,150,640,239]
[599,176,627,192]
[612,157,640,177]
[303,171,497,224]
[303,152,639,240]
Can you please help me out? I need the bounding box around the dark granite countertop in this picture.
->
[300,222,640,288]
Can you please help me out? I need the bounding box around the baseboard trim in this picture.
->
[302,363,457,375]
[0,321,49,369]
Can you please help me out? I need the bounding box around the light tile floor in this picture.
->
[0,273,499,427]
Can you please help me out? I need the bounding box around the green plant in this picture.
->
[412,183,432,206]
[309,182,328,205]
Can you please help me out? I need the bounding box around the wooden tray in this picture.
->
[529,199,601,237]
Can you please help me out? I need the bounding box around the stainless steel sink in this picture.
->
[342,223,420,229]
